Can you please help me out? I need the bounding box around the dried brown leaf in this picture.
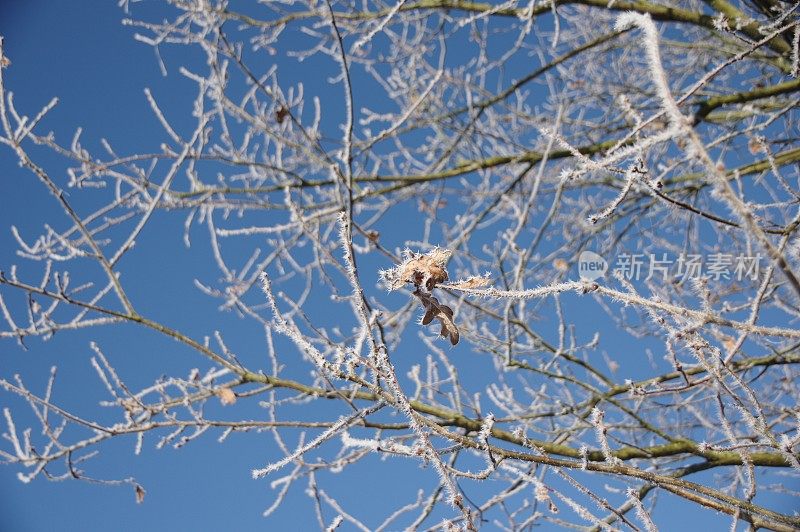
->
[449,276,491,289]
[722,335,736,353]
[402,257,448,290]
[380,248,451,291]
[275,105,289,124]
[438,313,459,345]
[747,137,763,155]
[135,483,146,504]
[553,258,569,272]
[216,387,237,406]
[449,329,460,346]
[415,292,460,345]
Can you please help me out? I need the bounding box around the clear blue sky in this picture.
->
[0,2,314,529]
[0,1,797,530]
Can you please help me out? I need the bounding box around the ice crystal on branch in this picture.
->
[448,275,492,290]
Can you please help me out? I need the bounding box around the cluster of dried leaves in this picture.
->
[381,248,451,291]
[381,248,491,346]
[416,291,459,346]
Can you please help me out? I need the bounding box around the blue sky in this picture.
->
[1,1,798,530]
[0,2,287,529]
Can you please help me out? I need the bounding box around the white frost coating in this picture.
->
[615,12,687,127]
